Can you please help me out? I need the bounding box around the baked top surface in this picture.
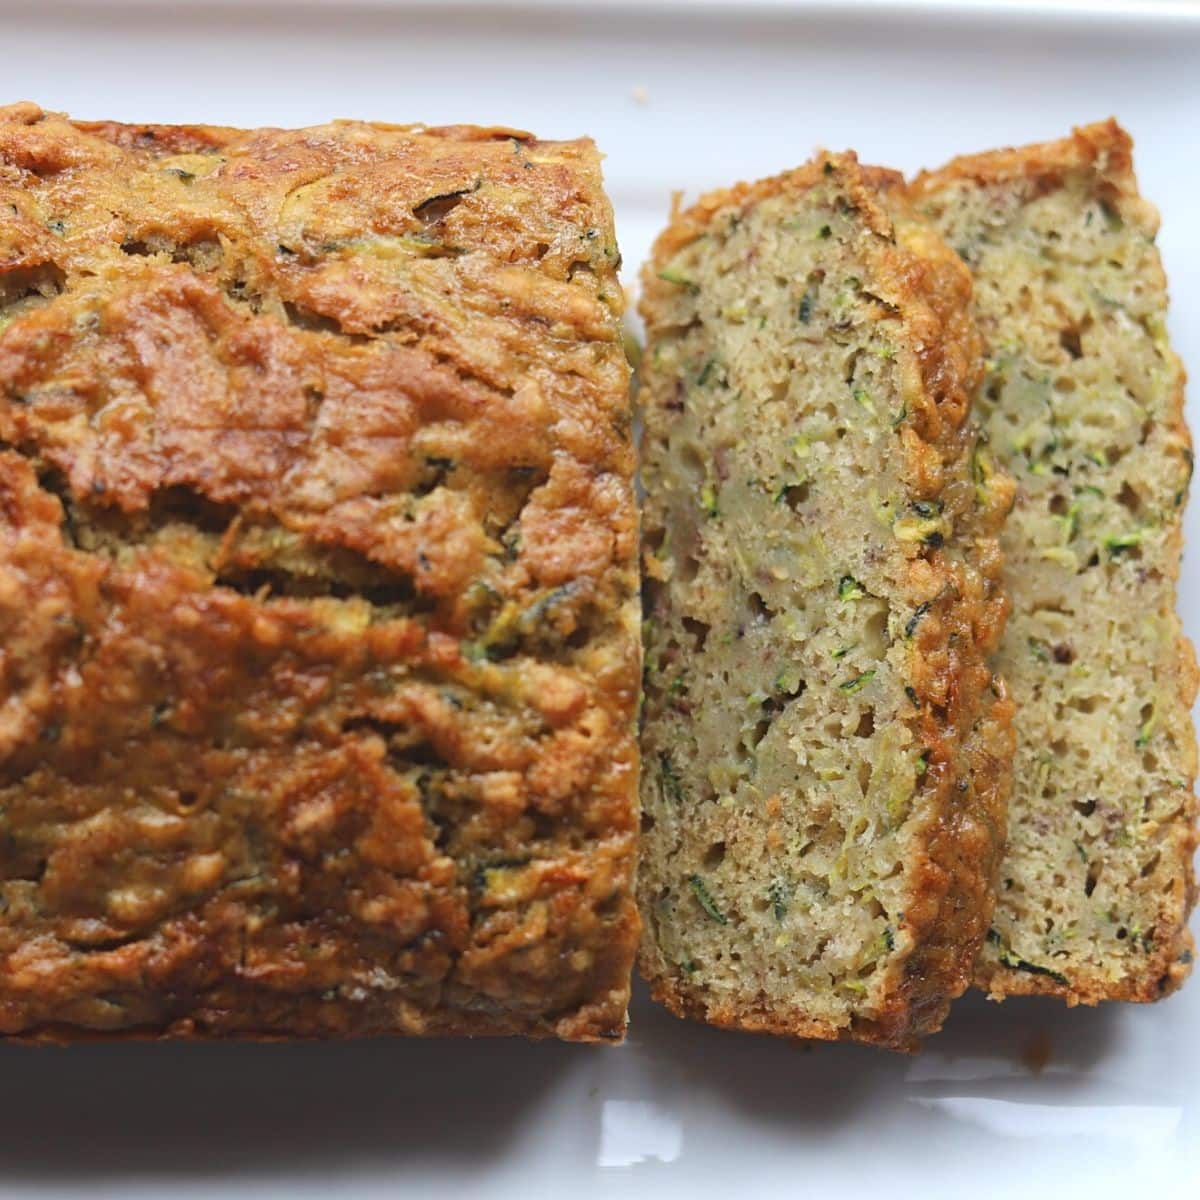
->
[911,121,1198,1003]
[0,103,640,1040]
[636,154,1011,1049]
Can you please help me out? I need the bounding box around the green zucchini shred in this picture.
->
[972,439,996,505]
[774,665,803,695]
[660,753,685,803]
[1135,704,1157,748]
[986,929,1068,985]
[1178,447,1195,506]
[905,601,930,639]
[1028,637,1051,664]
[461,640,494,663]
[657,267,698,291]
[622,328,643,370]
[689,874,728,924]
[1056,501,1082,544]
[893,507,946,547]
[1105,530,1143,558]
[772,480,807,505]
[840,669,876,694]
[768,878,790,922]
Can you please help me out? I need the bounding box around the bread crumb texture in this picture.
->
[0,103,640,1041]
[637,153,1013,1049]
[911,120,1198,1003]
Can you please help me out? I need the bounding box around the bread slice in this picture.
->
[637,153,1014,1048]
[911,121,1198,1003]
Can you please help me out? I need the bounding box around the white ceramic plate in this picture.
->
[2,2,1199,1196]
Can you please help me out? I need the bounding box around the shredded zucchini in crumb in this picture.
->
[689,874,727,924]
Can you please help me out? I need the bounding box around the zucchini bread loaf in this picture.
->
[0,103,640,1040]
[638,153,1014,1048]
[911,122,1198,1003]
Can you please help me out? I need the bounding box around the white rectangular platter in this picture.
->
[0,2,1198,1197]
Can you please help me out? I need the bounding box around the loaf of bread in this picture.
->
[911,121,1198,1003]
[0,103,640,1040]
[637,153,1014,1048]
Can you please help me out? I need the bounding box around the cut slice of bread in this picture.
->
[911,121,1198,1003]
[637,153,1014,1049]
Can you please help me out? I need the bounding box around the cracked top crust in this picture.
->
[0,103,640,1041]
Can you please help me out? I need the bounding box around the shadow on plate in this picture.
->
[622,976,1124,1125]
[0,1031,578,1180]
[0,977,1131,1179]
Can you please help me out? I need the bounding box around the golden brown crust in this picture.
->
[637,153,1011,1050]
[910,119,1135,205]
[881,197,1015,1038]
[0,104,639,1041]
[913,120,1197,1005]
